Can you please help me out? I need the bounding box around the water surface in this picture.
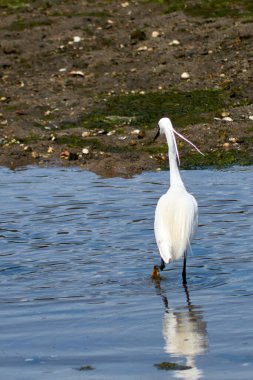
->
[0,166,253,380]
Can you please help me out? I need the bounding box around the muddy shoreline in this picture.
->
[1,0,253,177]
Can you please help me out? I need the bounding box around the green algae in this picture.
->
[147,0,253,18]
[154,361,192,371]
[0,0,30,8]
[75,87,246,131]
[8,17,52,31]
[78,364,95,371]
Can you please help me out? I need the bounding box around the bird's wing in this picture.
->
[154,189,198,263]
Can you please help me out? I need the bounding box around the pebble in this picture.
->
[249,116,253,121]
[47,146,54,153]
[223,142,230,148]
[32,151,39,159]
[121,2,129,7]
[137,130,145,139]
[222,116,233,122]
[69,70,85,77]
[73,36,81,43]
[221,111,230,117]
[151,31,160,38]
[137,46,148,52]
[82,148,89,155]
[82,131,91,137]
[129,140,137,146]
[181,72,190,79]
[131,129,140,135]
[24,146,32,152]
[60,150,70,159]
[107,130,116,136]
[118,136,127,140]
[169,39,180,46]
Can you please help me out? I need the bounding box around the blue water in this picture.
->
[0,166,253,379]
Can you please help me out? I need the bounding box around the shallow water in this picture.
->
[0,166,253,380]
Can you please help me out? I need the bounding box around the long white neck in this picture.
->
[164,130,184,187]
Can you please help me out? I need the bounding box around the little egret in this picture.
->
[152,117,204,284]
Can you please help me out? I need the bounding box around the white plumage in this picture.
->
[153,117,203,283]
[155,186,198,264]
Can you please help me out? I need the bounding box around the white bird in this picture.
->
[152,117,204,284]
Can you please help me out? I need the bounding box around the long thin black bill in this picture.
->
[153,128,160,141]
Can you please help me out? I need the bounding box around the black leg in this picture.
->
[160,258,165,271]
[182,251,187,285]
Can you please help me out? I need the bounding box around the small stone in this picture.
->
[24,146,32,152]
[181,72,190,79]
[107,130,116,136]
[121,2,129,7]
[60,150,70,159]
[138,130,145,139]
[129,139,137,146]
[169,39,180,46]
[151,31,160,38]
[60,151,78,161]
[82,148,89,155]
[249,116,253,121]
[82,131,91,137]
[73,36,81,43]
[131,129,140,135]
[118,136,127,141]
[222,117,233,122]
[229,137,237,143]
[221,111,230,117]
[137,46,148,52]
[70,70,85,77]
[47,146,54,153]
[32,151,40,159]
[223,142,230,148]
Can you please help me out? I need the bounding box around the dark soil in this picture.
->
[1,0,253,177]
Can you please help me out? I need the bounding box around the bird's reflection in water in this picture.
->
[155,281,208,380]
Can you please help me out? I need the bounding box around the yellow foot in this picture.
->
[151,265,160,281]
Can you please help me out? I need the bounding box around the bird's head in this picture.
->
[154,117,204,165]
[154,117,173,140]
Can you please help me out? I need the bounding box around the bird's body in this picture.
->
[155,185,198,265]
[153,117,202,284]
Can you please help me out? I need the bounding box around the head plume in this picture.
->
[156,117,204,165]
